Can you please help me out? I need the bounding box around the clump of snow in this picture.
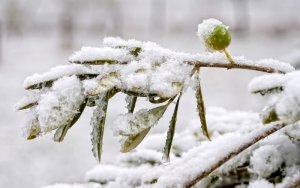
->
[103,37,142,49]
[248,73,285,94]
[118,149,162,166]
[23,64,96,89]
[113,109,156,136]
[250,145,283,177]
[256,58,294,73]
[69,47,132,63]
[275,74,300,124]
[197,18,224,42]
[42,183,101,188]
[14,90,42,110]
[85,164,152,187]
[150,59,192,98]
[248,179,274,188]
[84,72,121,95]
[37,76,85,133]
[118,60,151,94]
[22,108,41,139]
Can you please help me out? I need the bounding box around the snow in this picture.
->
[275,75,300,124]
[118,149,162,166]
[250,145,283,177]
[14,90,40,110]
[248,179,275,188]
[69,47,132,63]
[103,37,142,49]
[37,76,85,133]
[9,30,300,188]
[248,73,285,94]
[153,123,284,187]
[23,64,97,89]
[85,164,152,187]
[42,183,101,188]
[197,18,224,43]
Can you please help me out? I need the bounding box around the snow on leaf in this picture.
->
[15,94,39,111]
[84,72,120,96]
[117,99,174,153]
[53,98,87,142]
[275,75,300,124]
[248,73,285,95]
[91,92,109,162]
[115,99,173,137]
[154,122,286,188]
[37,76,85,133]
[118,149,162,167]
[23,64,97,90]
[125,95,137,113]
[69,46,132,64]
[23,109,41,140]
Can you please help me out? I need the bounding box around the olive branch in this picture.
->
[16,19,294,168]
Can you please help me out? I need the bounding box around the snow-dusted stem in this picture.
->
[184,122,286,188]
[185,61,287,74]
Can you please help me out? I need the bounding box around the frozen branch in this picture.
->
[154,121,288,188]
[185,60,288,74]
[183,122,286,188]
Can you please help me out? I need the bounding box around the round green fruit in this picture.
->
[204,25,231,51]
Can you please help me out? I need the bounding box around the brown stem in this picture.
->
[184,122,286,188]
[184,61,287,74]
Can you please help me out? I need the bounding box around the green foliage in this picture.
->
[91,92,109,162]
[163,94,181,161]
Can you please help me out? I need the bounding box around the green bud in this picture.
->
[198,19,231,51]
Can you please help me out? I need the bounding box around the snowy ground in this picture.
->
[0,31,299,188]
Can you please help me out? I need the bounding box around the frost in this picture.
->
[69,46,132,63]
[37,76,85,133]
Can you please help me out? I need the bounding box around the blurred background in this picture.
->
[1,0,300,187]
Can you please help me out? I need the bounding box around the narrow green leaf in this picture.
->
[70,60,119,65]
[195,73,211,140]
[26,116,41,140]
[126,95,137,113]
[26,74,98,90]
[17,102,38,111]
[130,47,142,57]
[163,94,181,161]
[53,98,87,142]
[252,86,283,96]
[261,105,279,124]
[91,92,109,162]
[120,98,175,152]
[120,127,151,153]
